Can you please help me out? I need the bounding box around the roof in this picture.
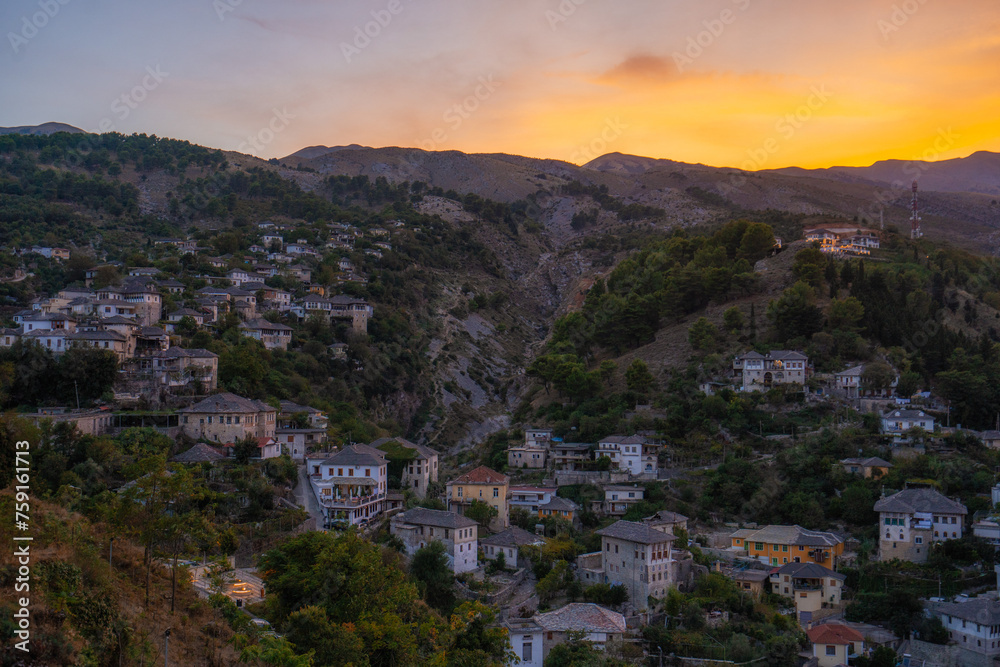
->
[643,510,689,525]
[151,347,218,360]
[480,526,544,548]
[371,436,439,461]
[882,408,932,419]
[981,430,1000,440]
[731,525,843,547]
[539,497,579,512]
[447,465,508,486]
[279,400,322,415]
[772,562,846,581]
[179,392,274,414]
[928,597,1000,625]
[768,350,808,361]
[841,457,893,468]
[597,520,677,545]
[873,488,967,515]
[396,507,477,529]
[240,318,293,332]
[807,623,864,645]
[836,365,865,377]
[321,443,387,467]
[67,330,127,341]
[171,443,225,463]
[534,603,627,634]
[599,434,647,445]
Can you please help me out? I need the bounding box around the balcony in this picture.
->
[320,491,386,508]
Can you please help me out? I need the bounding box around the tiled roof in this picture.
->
[928,597,1000,625]
[540,497,579,512]
[806,623,864,645]
[370,436,439,461]
[240,318,293,332]
[597,520,677,545]
[882,408,932,419]
[873,488,967,515]
[67,330,126,341]
[731,525,842,547]
[396,508,477,529]
[448,465,508,486]
[480,526,544,548]
[322,443,387,467]
[151,347,218,360]
[179,392,274,414]
[599,434,647,445]
[534,603,627,634]
[842,457,892,468]
[643,510,689,525]
[172,443,225,463]
[772,562,845,581]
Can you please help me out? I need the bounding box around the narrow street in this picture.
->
[295,464,325,530]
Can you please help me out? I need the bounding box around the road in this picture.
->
[295,464,325,529]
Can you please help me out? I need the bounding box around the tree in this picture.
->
[466,499,499,530]
[410,541,456,612]
[828,297,865,332]
[233,435,259,464]
[625,359,656,395]
[722,306,744,336]
[687,317,718,352]
[896,371,921,398]
[284,606,365,667]
[861,362,896,396]
[583,583,628,606]
[239,634,315,666]
[536,560,572,602]
[737,222,775,262]
[767,282,823,342]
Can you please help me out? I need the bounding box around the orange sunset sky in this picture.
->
[2,0,999,168]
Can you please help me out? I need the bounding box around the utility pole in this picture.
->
[74,380,80,410]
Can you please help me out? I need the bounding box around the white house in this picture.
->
[926,597,1000,664]
[506,603,626,666]
[734,350,810,391]
[880,408,936,443]
[509,486,557,514]
[480,526,545,569]
[308,444,387,528]
[874,487,967,563]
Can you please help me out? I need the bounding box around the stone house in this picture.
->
[874,487,967,563]
[178,393,276,443]
[390,508,478,574]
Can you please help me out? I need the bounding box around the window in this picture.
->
[365,469,370,477]
[755,542,764,551]
[494,488,499,498]
[915,537,923,544]
[523,643,532,662]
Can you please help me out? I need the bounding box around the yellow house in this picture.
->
[841,457,893,479]
[730,525,844,568]
[446,466,509,530]
[538,497,579,524]
[806,624,864,667]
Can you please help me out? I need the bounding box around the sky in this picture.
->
[1,0,999,168]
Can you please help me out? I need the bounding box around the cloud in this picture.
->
[598,54,681,85]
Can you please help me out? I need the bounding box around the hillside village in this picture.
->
[6,133,1000,667]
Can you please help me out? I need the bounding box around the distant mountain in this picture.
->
[282,144,370,161]
[771,151,1000,196]
[584,152,701,175]
[0,122,83,136]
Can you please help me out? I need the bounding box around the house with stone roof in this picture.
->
[538,496,580,526]
[371,437,439,499]
[149,347,218,391]
[481,526,545,569]
[390,508,478,573]
[275,401,328,461]
[239,318,293,350]
[730,525,844,568]
[504,602,627,667]
[875,487,967,563]
[446,465,510,530]
[841,456,893,479]
[806,623,865,667]
[171,443,226,464]
[576,520,677,610]
[178,392,276,442]
[308,444,387,527]
[769,562,846,622]
[881,408,936,443]
[926,596,1000,664]
[733,350,810,391]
